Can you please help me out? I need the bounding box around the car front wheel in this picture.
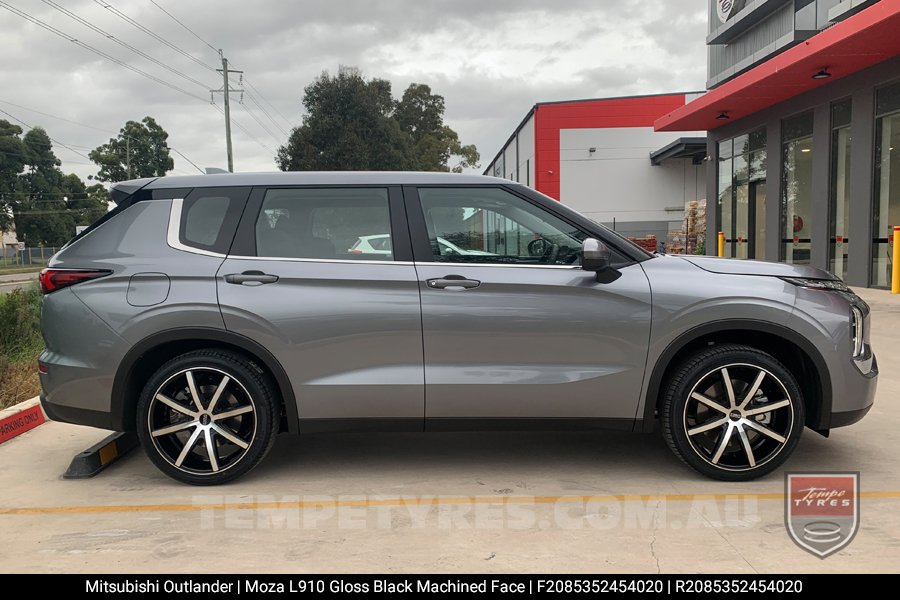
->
[136,350,279,485]
[661,344,805,481]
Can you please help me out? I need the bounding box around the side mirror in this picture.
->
[582,238,610,272]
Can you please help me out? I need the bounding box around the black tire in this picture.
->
[136,349,279,485]
[661,344,805,481]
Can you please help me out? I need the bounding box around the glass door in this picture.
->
[872,82,900,288]
[829,100,852,280]
[717,129,766,259]
[781,112,814,264]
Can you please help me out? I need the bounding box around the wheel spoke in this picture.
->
[739,370,767,409]
[688,417,728,436]
[151,421,197,437]
[711,423,734,464]
[743,419,787,444]
[204,428,220,472]
[207,375,231,414]
[211,424,249,449]
[213,405,253,421]
[156,393,197,418]
[691,392,729,414]
[744,399,791,416]
[174,427,203,467]
[185,370,204,412]
[721,368,737,407]
[737,426,756,467]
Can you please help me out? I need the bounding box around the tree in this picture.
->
[14,127,74,247]
[0,119,26,232]
[395,83,480,173]
[60,174,108,226]
[277,68,479,173]
[89,116,173,182]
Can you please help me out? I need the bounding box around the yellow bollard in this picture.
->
[717,231,725,258]
[893,226,900,294]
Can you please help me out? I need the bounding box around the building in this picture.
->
[656,0,900,287]
[483,93,708,249]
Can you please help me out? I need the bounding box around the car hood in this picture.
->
[677,255,837,280]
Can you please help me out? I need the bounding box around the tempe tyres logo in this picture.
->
[785,472,859,558]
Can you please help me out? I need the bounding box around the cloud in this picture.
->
[0,0,707,179]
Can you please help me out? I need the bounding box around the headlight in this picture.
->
[779,277,850,292]
[850,305,865,358]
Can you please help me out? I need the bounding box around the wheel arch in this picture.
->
[639,319,832,433]
[111,327,299,433]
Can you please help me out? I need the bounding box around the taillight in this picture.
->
[39,268,111,294]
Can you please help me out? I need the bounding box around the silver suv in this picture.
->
[38,172,877,485]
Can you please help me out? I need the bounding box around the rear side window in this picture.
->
[255,188,393,260]
[178,187,248,254]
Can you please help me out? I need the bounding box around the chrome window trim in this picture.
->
[166,198,227,258]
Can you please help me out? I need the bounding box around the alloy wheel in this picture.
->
[147,367,257,475]
[682,363,794,472]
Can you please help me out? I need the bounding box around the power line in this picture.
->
[212,103,273,155]
[147,0,218,54]
[0,1,209,103]
[239,97,282,143]
[168,147,203,174]
[0,99,111,134]
[0,108,92,160]
[244,79,293,131]
[93,0,218,73]
[244,89,289,137]
[40,0,211,90]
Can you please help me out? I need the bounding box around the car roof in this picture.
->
[141,171,510,189]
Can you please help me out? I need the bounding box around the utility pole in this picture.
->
[126,135,132,179]
[210,50,243,172]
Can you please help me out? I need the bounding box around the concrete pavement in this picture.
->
[0,287,897,573]
[0,270,39,295]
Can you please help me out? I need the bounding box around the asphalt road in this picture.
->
[0,271,39,294]
[0,287,897,573]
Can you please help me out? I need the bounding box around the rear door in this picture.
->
[217,185,424,430]
[406,185,652,425]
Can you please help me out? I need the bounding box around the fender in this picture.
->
[638,319,832,432]
[110,327,299,433]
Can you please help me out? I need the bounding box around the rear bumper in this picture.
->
[40,392,116,430]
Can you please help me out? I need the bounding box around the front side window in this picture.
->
[417,187,587,265]
[255,188,392,260]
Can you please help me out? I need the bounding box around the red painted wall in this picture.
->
[534,94,689,200]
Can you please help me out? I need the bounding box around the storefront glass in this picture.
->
[829,99,852,279]
[717,129,766,258]
[781,112,814,264]
[872,81,900,287]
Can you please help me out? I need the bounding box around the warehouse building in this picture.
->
[656,0,900,287]
[483,93,708,250]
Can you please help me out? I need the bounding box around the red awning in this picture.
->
[655,1,900,132]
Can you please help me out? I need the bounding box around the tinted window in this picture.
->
[178,187,248,254]
[417,187,587,265]
[255,188,393,260]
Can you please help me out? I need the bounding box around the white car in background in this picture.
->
[349,234,494,257]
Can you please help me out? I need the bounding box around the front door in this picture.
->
[406,186,652,424]
[217,186,424,427]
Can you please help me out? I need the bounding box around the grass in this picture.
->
[0,284,43,410]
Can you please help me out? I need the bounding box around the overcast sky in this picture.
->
[0,0,707,181]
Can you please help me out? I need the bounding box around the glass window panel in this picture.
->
[830,100,852,280]
[875,80,900,117]
[781,114,814,265]
[718,156,733,258]
[872,111,900,286]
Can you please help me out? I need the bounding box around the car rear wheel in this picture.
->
[661,344,804,481]
[136,350,279,485]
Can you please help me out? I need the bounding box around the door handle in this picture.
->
[224,270,279,285]
[426,275,480,290]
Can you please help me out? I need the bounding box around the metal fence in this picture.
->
[1,246,61,269]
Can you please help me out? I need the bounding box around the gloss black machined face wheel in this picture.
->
[137,350,279,485]
[148,367,257,475]
[683,363,794,472]
[661,344,805,481]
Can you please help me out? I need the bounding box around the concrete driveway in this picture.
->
[0,288,898,574]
